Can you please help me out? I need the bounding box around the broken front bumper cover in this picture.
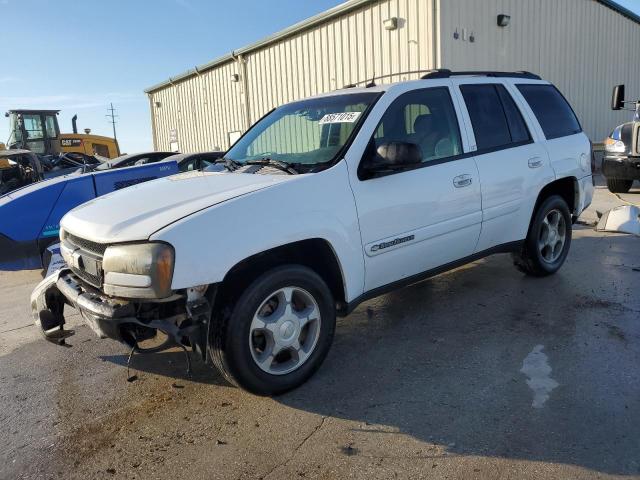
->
[596,205,640,236]
[31,269,211,358]
[31,269,138,343]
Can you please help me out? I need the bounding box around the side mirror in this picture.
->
[361,141,422,178]
[612,84,625,111]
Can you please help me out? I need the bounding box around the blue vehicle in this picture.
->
[0,160,179,271]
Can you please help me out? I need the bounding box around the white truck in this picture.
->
[32,70,594,395]
[602,84,640,193]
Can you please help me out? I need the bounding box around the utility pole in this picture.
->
[106,103,118,140]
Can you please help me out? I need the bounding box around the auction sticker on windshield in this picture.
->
[319,112,362,124]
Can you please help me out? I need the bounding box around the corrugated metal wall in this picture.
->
[149,0,640,151]
[149,61,248,153]
[148,0,436,152]
[439,0,640,142]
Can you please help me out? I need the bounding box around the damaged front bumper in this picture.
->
[31,269,213,359]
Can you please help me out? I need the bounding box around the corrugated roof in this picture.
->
[145,0,640,94]
[598,0,640,25]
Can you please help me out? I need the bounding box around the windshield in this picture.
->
[225,92,379,169]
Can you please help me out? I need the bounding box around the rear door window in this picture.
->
[460,84,512,150]
[461,84,533,151]
[496,86,531,143]
[516,84,582,139]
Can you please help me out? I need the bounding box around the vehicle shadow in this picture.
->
[100,350,228,386]
[97,232,639,475]
[272,232,640,475]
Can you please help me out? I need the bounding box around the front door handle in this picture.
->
[528,157,543,168]
[453,174,472,188]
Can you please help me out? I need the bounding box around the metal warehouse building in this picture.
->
[145,0,640,153]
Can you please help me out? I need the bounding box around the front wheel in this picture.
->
[606,178,633,194]
[512,195,572,277]
[209,265,336,395]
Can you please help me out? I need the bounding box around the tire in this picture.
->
[209,265,336,395]
[606,178,633,194]
[512,195,572,277]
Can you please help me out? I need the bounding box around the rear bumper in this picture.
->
[602,155,640,180]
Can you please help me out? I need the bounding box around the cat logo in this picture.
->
[61,138,83,147]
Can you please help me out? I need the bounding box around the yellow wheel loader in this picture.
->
[5,109,120,158]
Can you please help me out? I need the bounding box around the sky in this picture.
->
[1,0,639,154]
[0,0,345,153]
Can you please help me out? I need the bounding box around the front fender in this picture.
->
[151,162,365,302]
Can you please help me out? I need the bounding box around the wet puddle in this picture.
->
[520,345,559,409]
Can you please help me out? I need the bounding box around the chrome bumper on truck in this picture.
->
[31,269,213,360]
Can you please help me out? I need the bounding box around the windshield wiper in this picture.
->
[244,158,299,174]
[214,157,241,172]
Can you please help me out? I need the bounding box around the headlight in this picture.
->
[604,126,626,153]
[102,242,174,298]
[604,137,626,153]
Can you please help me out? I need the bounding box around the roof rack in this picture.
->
[421,69,541,80]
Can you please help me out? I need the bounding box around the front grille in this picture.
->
[61,232,106,289]
[69,265,102,288]
[63,232,107,256]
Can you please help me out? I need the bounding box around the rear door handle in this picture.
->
[528,157,543,168]
[453,174,472,188]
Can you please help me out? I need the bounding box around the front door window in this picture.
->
[371,87,463,164]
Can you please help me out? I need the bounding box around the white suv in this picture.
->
[32,70,594,395]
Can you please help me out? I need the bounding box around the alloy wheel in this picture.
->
[249,286,321,375]
[538,208,566,263]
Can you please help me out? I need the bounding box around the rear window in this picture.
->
[517,84,582,139]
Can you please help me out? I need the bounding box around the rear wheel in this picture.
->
[209,265,335,395]
[513,195,572,277]
[606,178,633,194]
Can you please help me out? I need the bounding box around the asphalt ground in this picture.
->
[1,176,639,480]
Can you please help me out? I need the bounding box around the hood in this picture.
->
[61,170,296,243]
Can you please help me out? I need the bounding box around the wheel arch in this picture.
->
[214,238,347,314]
[533,176,578,218]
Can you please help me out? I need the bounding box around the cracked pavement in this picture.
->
[1,177,639,479]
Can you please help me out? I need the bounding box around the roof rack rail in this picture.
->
[421,69,541,80]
